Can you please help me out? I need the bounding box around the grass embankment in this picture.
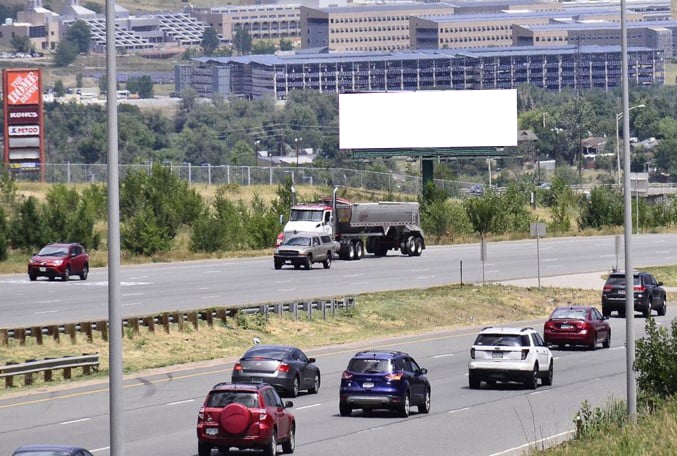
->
[0,283,599,394]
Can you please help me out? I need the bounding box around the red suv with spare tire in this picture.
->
[196,382,295,456]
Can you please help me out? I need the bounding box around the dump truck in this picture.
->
[277,188,425,260]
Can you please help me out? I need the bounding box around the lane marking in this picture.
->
[277,288,297,292]
[91,447,110,453]
[343,274,363,278]
[166,399,195,406]
[122,302,140,307]
[296,403,322,410]
[356,425,385,434]
[489,430,575,456]
[433,353,454,358]
[37,300,61,304]
[200,295,220,299]
[60,418,91,425]
[122,292,144,297]
[34,310,58,314]
[448,407,470,414]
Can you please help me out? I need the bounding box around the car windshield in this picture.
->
[37,246,68,256]
[347,359,392,374]
[243,347,289,360]
[207,391,259,408]
[551,308,587,320]
[606,275,640,286]
[290,209,323,222]
[283,237,311,246]
[474,334,530,347]
[14,451,76,456]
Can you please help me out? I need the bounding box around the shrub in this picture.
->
[573,399,627,439]
[634,317,677,407]
[9,196,48,251]
[0,206,8,261]
[578,186,623,229]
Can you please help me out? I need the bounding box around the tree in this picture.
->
[201,26,220,55]
[66,20,92,54]
[0,206,8,261]
[233,27,252,55]
[252,40,276,55]
[279,38,293,51]
[127,75,154,99]
[54,41,78,67]
[53,80,66,97]
[10,35,31,53]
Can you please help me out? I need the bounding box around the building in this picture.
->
[0,0,60,51]
[191,5,301,43]
[175,45,664,100]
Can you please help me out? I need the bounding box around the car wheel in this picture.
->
[263,430,277,456]
[643,300,652,318]
[274,259,282,270]
[542,361,553,386]
[198,442,212,456]
[48,275,55,281]
[603,331,611,349]
[308,373,320,394]
[526,365,538,390]
[80,264,89,280]
[418,388,431,414]
[658,298,667,316]
[290,377,300,397]
[304,256,312,270]
[469,372,481,389]
[323,254,331,269]
[29,271,37,281]
[62,266,71,281]
[339,402,352,417]
[602,306,610,317]
[398,392,411,417]
[589,332,597,351]
[281,424,295,454]
[618,309,626,318]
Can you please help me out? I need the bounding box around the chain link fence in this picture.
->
[10,163,478,198]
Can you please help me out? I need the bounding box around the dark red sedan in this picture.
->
[197,382,295,456]
[27,243,89,281]
[543,305,611,350]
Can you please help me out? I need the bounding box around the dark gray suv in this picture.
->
[601,271,667,318]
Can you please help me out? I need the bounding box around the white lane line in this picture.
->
[448,407,470,414]
[200,295,220,299]
[127,275,148,280]
[122,302,140,307]
[489,430,575,456]
[296,403,322,410]
[34,310,58,314]
[277,288,297,292]
[433,353,454,358]
[273,280,292,284]
[356,425,385,434]
[610,346,625,351]
[123,292,144,297]
[166,399,195,406]
[543,258,557,262]
[412,268,431,272]
[37,300,61,304]
[90,447,110,453]
[343,274,363,278]
[60,418,91,425]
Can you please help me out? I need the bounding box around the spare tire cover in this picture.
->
[220,403,252,435]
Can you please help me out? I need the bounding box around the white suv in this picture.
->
[468,326,553,389]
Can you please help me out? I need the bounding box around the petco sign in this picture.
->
[9,125,40,136]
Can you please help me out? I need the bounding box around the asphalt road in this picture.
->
[2,233,676,327]
[0,308,668,456]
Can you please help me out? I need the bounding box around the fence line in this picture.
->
[0,354,100,388]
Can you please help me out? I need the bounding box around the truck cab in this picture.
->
[277,204,333,246]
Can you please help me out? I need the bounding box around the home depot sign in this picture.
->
[2,69,45,175]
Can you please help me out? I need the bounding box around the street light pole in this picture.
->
[615,104,645,187]
[295,137,302,169]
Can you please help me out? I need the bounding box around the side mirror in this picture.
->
[285,401,294,408]
[603,316,609,320]
[657,281,664,286]
[419,368,428,375]
[308,357,316,363]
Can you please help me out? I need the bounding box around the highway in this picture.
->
[1,233,675,455]
[1,234,676,327]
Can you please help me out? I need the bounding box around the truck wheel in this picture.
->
[274,258,283,270]
[347,242,356,261]
[405,236,416,257]
[304,256,312,270]
[354,240,363,260]
[413,237,423,256]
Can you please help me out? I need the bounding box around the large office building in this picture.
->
[175,45,664,100]
[191,5,301,43]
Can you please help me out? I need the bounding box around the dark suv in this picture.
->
[602,271,667,318]
[196,382,295,456]
[339,350,430,418]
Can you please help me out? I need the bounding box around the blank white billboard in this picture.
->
[339,89,517,149]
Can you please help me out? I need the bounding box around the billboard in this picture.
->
[338,89,517,150]
[2,68,45,176]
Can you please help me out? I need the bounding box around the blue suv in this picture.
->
[339,350,430,417]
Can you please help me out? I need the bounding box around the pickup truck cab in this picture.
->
[273,233,339,270]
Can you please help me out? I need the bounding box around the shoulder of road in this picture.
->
[498,271,677,292]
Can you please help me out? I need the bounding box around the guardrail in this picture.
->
[0,354,100,388]
[0,297,356,346]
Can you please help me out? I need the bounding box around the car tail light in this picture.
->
[277,363,290,373]
[342,370,353,380]
[233,363,242,372]
[521,349,529,360]
[258,408,268,421]
[385,372,403,381]
[544,321,555,330]
[603,285,613,292]
[633,285,646,293]
[198,407,205,421]
[470,347,475,359]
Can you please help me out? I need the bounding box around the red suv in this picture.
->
[197,382,296,456]
[27,243,89,281]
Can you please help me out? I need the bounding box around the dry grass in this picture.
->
[0,283,599,393]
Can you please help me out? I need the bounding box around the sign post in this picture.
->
[530,222,546,288]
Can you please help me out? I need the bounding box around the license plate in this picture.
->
[251,377,262,383]
[39,267,46,272]
[618,290,625,295]
[560,324,573,329]
[206,428,218,436]
[492,352,503,359]
[362,382,374,388]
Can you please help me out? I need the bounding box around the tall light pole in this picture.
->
[294,137,302,169]
[615,104,645,186]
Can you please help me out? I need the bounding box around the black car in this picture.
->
[231,344,320,397]
[339,350,430,417]
[602,271,667,318]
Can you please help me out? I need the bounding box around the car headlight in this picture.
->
[53,260,63,266]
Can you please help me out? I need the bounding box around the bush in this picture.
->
[121,207,172,255]
[634,317,677,407]
[578,186,623,229]
[0,206,8,261]
[573,399,627,439]
[9,196,48,251]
